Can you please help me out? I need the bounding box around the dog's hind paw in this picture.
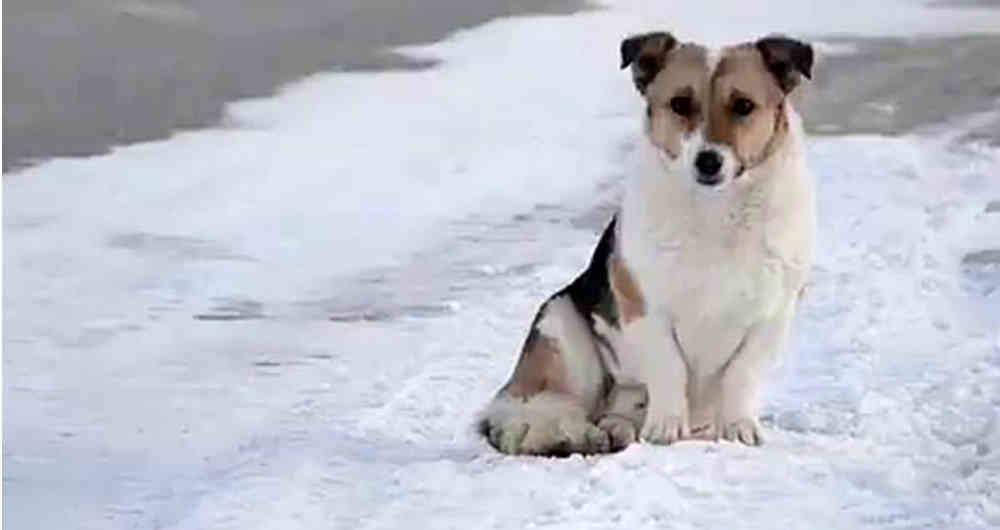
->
[487,418,610,457]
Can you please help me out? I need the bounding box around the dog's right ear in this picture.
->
[620,32,677,94]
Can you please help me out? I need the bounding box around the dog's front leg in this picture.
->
[618,315,689,444]
[717,300,797,445]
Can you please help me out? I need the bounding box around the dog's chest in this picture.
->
[636,237,785,325]
[621,219,793,364]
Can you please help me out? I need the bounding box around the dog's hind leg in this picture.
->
[480,293,611,456]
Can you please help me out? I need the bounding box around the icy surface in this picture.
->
[4,1,1000,529]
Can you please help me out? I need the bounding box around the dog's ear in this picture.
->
[620,31,677,94]
[755,35,813,93]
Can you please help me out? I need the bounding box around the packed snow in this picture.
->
[4,1,1000,529]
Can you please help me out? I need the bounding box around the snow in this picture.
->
[607,0,1000,46]
[4,1,1000,529]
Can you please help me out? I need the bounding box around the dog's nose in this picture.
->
[695,150,723,185]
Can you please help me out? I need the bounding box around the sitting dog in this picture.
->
[480,32,817,455]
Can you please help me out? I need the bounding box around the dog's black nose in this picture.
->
[695,150,723,185]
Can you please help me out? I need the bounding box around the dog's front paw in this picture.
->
[720,417,763,446]
[596,415,638,451]
[640,411,689,445]
[595,382,647,451]
[487,417,610,457]
[689,421,717,441]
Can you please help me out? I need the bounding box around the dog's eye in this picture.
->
[732,97,755,117]
[669,96,694,117]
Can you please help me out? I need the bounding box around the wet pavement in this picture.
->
[2,0,581,172]
[804,34,1000,144]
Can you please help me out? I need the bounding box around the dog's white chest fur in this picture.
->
[622,213,790,373]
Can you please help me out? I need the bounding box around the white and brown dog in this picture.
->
[479,32,817,456]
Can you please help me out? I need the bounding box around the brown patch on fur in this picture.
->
[643,44,710,158]
[609,258,646,324]
[504,330,570,398]
[708,46,788,169]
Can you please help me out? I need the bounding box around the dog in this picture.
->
[479,31,817,456]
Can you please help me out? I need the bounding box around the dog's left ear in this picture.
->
[756,36,813,93]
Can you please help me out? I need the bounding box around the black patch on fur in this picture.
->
[620,32,676,94]
[620,32,672,69]
[476,417,491,438]
[514,219,621,373]
[515,218,619,358]
[756,36,813,93]
[620,36,645,70]
[559,217,620,331]
[518,218,619,350]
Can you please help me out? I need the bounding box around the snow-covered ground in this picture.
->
[4,1,1000,528]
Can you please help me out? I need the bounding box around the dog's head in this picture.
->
[621,32,813,188]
